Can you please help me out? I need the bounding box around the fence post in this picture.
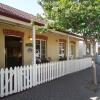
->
[5,68,8,96]
[45,63,47,82]
[0,68,4,97]
[32,64,37,86]
[30,65,33,88]
[17,67,20,92]
[14,67,17,93]
[47,63,49,81]
[26,65,29,89]
[9,67,13,94]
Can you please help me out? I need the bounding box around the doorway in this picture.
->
[5,36,23,68]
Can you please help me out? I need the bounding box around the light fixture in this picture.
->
[28,32,32,41]
[29,37,32,41]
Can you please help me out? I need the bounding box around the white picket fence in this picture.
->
[0,58,92,97]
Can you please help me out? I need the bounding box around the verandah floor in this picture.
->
[1,65,100,100]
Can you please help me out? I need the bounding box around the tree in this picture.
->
[38,0,100,85]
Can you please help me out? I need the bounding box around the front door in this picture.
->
[5,36,22,68]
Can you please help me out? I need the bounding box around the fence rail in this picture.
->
[0,58,92,97]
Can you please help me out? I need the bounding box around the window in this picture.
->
[36,40,46,58]
[59,42,65,57]
[71,43,76,58]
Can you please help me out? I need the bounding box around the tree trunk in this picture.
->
[92,42,97,85]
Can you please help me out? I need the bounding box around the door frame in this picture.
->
[4,34,24,67]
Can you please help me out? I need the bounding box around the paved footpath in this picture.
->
[1,65,100,100]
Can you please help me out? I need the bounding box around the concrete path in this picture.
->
[1,65,100,100]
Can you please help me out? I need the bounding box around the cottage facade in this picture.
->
[0,3,83,68]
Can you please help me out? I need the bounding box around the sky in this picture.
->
[0,0,44,15]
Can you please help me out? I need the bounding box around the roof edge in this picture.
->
[0,3,45,26]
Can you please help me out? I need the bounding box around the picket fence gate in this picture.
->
[0,58,92,97]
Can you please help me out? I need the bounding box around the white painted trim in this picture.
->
[36,39,47,58]
[36,39,46,42]
[32,25,36,65]
[59,42,65,57]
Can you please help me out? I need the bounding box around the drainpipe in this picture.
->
[67,35,70,60]
[32,22,36,65]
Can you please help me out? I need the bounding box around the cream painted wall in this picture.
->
[0,22,32,67]
[23,30,33,65]
[78,41,96,57]
[78,41,86,57]
[0,24,5,67]
[46,33,59,61]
